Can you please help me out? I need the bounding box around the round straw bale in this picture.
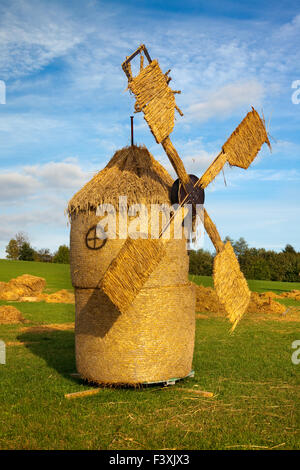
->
[69,145,196,385]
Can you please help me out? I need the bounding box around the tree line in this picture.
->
[5,232,70,264]
[189,237,300,282]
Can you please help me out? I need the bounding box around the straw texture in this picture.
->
[68,145,173,216]
[223,107,271,169]
[75,283,195,385]
[213,241,251,331]
[69,145,195,384]
[203,208,224,253]
[128,60,182,144]
[100,238,166,314]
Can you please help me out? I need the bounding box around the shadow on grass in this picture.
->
[17,329,77,382]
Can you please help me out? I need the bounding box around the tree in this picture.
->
[189,249,213,276]
[19,242,35,261]
[283,244,296,254]
[5,239,19,260]
[15,232,29,252]
[35,248,53,263]
[53,245,70,264]
[233,237,249,257]
[223,236,234,245]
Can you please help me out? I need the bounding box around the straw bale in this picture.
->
[70,210,189,289]
[70,144,195,384]
[75,283,195,384]
[0,306,25,324]
[0,274,46,301]
[19,296,40,302]
[7,274,46,296]
[247,292,286,315]
[41,290,75,304]
[280,289,300,300]
[194,284,226,314]
[0,291,20,301]
[194,283,287,316]
[223,108,271,169]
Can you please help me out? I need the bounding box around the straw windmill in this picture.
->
[68,44,270,386]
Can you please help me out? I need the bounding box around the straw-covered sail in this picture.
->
[68,145,195,385]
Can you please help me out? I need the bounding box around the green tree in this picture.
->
[19,242,35,261]
[53,245,70,264]
[233,237,249,257]
[35,248,53,263]
[5,239,19,260]
[189,249,213,276]
[283,244,296,254]
[223,236,234,245]
[15,232,30,252]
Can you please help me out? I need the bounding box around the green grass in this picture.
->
[0,262,299,450]
[190,273,300,294]
[0,259,72,292]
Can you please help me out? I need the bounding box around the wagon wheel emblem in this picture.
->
[85,225,107,250]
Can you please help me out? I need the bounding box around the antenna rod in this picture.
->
[130,115,134,146]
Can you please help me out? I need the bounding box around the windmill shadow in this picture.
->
[17,329,77,381]
[75,288,121,339]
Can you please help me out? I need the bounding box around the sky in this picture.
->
[0,0,299,257]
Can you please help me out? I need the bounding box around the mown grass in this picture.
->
[190,273,300,294]
[0,261,299,450]
[0,259,72,292]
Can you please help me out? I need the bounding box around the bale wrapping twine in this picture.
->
[68,145,195,385]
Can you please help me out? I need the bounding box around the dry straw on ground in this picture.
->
[0,306,25,324]
[0,274,46,301]
[193,283,288,317]
[0,275,74,304]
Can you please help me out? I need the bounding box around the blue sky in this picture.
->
[0,0,299,257]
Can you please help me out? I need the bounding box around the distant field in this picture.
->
[190,273,300,294]
[1,259,300,296]
[0,259,72,292]
[0,260,299,450]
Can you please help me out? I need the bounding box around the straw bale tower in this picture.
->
[68,145,195,385]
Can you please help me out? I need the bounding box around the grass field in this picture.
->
[0,260,299,450]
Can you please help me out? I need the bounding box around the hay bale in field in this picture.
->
[0,274,46,301]
[193,283,286,316]
[280,290,300,300]
[19,296,40,302]
[68,145,196,385]
[8,274,46,296]
[247,292,286,315]
[194,284,226,315]
[260,291,281,300]
[0,306,25,324]
[42,289,75,304]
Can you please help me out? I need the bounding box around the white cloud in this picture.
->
[0,172,38,200]
[24,161,90,189]
[187,80,264,122]
[0,0,88,79]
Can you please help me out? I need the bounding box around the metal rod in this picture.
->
[130,116,134,146]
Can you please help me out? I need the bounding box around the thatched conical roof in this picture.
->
[68,145,173,215]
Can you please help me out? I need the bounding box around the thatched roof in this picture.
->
[68,145,174,215]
